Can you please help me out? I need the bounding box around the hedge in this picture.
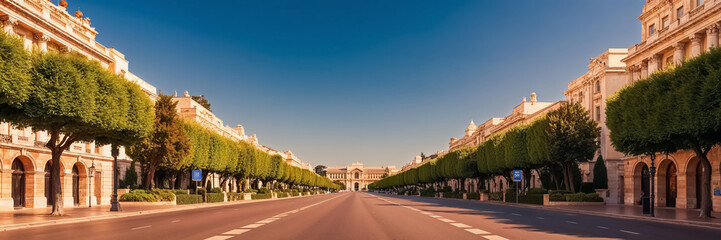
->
[579,182,596,194]
[210,187,223,193]
[518,194,544,205]
[227,192,243,201]
[420,188,435,197]
[467,192,481,200]
[565,193,603,202]
[148,189,175,201]
[206,193,224,203]
[528,188,548,194]
[291,191,300,197]
[176,194,203,205]
[252,193,273,200]
[489,192,503,201]
[120,190,158,202]
[277,192,289,198]
[442,191,462,199]
[173,189,189,195]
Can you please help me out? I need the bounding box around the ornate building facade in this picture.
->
[563,48,628,204]
[0,0,157,210]
[620,0,721,211]
[326,163,399,191]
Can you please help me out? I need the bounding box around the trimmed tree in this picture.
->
[2,51,154,216]
[593,155,608,189]
[607,48,721,218]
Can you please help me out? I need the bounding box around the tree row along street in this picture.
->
[1,192,719,240]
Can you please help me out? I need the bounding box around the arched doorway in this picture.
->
[12,158,26,208]
[72,165,80,206]
[696,162,703,209]
[44,161,52,206]
[640,165,650,205]
[666,163,677,207]
[354,182,359,191]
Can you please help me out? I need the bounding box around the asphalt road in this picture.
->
[1,192,719,240]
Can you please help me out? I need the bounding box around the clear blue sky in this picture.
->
[69,0,644,168]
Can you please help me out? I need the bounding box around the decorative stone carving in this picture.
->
[33,33,50,42]
[74,10,83,18]
[59,0,68,8]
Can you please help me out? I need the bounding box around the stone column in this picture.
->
[33,33,50,52]
[640,60,648,79]
[706,23,719,51]
[0,16,18,33]
[648,54,662,75]
[674,42,686,65]
[690,33,704,58]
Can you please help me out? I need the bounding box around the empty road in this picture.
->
[1,192,719,240]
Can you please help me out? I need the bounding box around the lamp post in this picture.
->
[110,146,122,211]
[649,154,656,217]
[88,161,95,208]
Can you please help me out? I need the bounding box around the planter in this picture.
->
[243,193,253,200]
[462,193,467,200]
[272,192,277,199]
[438,192,443,198]
[480,193,489,201]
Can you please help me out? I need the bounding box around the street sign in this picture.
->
[192,170,202,181]
[714,189,721,196]
[512,170,522,182]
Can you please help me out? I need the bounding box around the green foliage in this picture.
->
[120,161,138,189]
[593,155,608,189]
[579,182,596,194]
[0,31,31,108]
[565,193,603,202]
[227,192,243,201]
[120,190,158,202]
[191,95,211,111]
[488,192,503,201]
[251,193,273,200]
[244,188,257,193]
[210,187,222,193]
[549,192,566,201]
[205,193,224,203]
[176,194,203,205]
[257,187,271,194]
[467,192,481,200]
[277,192,289,198]
[147,189,176,201]
[527,188,548,194]
[173,189,189,195]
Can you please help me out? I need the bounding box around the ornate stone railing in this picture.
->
[689,4,706,18]
[17,136,29,142]
[0,134,11,143]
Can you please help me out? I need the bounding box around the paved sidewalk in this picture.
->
[0,204,176,226]
[543,203,721,225]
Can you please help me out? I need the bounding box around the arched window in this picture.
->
[355,172,359,179]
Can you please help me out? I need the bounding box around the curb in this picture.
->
[374,193,721,230]
[0,193,326,232]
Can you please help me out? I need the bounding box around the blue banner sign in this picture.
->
[192,170,202,181]
[512,170,522,182]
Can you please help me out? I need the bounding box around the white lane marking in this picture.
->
[597,226,608,229]
[450,223,471,228]
[131,225,152,230]
[171,220,180,223]
[482,235,509,240]
[565,213,577,216]
[241,223,264,229]
[511,213,522,216]
[429,215,443,218]
[256,218,279,223]
[204,236,233,240]
[620,230,640,235]
[565,221,578,224]
[223,229,250,235]
[536,217,544,219]
[419,211,432,215]
[465,228,490,235]
[437,218,455,223]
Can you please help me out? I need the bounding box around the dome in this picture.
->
[74,10,83,18]
[59,0,68,8]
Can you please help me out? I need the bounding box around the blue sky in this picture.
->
[68,0,644,168]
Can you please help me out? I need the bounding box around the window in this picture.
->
[595,81,601,93]
[354,172,359,179]
[578,91,584,103]
[677,7,684,20]
[649,24,656,35]
[595,106,601,121]
[698,0,705,7]
[662,16,669,28]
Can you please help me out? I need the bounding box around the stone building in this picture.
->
[326,163,399,191]
[447,93,561,192]
[0,0,157,211]
[563,48,628,204]
[620,0,721,211]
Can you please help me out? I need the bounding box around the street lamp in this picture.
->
[649,154,656,217]
[88,161,95,208]
[110,146,122,211]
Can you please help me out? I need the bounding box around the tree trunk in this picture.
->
[561,164,571,192]
[50,150,64,216]
[168,171,178,190]
[144,164,157,190]
[692,147,713,218]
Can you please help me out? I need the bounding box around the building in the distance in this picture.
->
[0,0,157,210]
[326,163,399,191]
[563,48,628,204]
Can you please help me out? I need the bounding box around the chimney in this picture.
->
[530,92,537,102]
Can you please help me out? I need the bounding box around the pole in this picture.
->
[88,175,92,208]
[110,146,122,211]
[650,154,656,217]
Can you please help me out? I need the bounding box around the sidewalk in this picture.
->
[542,203,721,226]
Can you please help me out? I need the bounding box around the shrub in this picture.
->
[197,188,207,195]
[443,191,462,199]
[251,193,272,200]
[227,192,243,201]
[120,191,158,202]
[173,189,189,195]
[527,188,548,194]
[258,187,271,194]
[489,192,503,201]
[206,193,224,203]
[549,193,566,201]
[518,194,544,205]
[277,192,289,198]
[291,191,300,197]
[549,190,571,195]
[420,188,435,197]
[564,192,604,202]
[210,187,223,193]
[149,189,175,201]
[244,188,257,193]
[467,192,481,200]
[579,182,596,194]
[302,191,310,196]
[176,194,203,205]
